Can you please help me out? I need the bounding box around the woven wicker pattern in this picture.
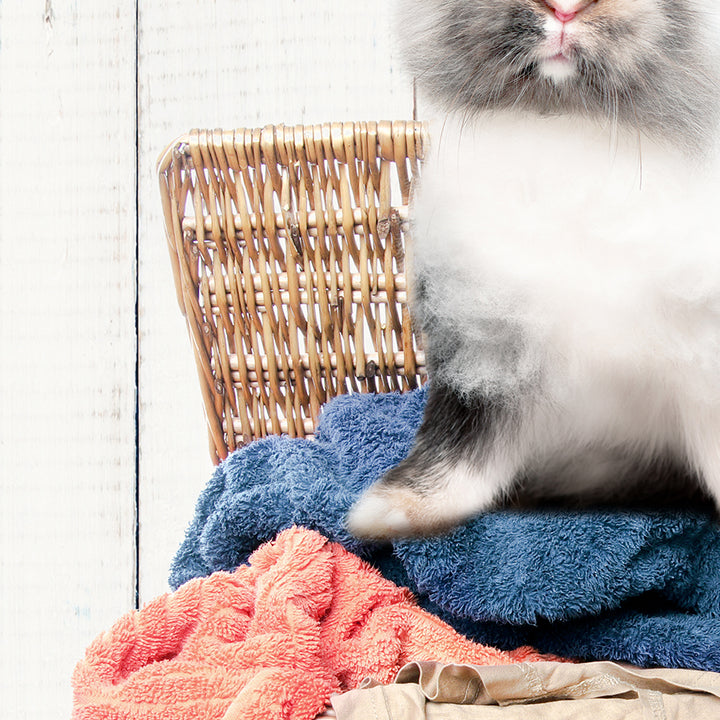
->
[158,122,427,462]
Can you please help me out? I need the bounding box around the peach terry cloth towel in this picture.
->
[72,527,555,720]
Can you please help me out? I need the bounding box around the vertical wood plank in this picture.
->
[0,3,137,717]
[137,0,414,603]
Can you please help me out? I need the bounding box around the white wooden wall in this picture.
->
[0,2,413,717]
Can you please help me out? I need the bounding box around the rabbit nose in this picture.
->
[544,0,595,22]
[555,8,577,22]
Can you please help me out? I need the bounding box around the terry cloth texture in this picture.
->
[73,528,548,720]
[170,387,720,672]
[331,660,720,719]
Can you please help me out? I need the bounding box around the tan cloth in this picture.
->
[331,660,720,719]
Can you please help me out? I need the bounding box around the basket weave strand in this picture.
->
[158,121,427,462]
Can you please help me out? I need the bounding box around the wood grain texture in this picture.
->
[0,3,137,718]
[137,0,414,603]
[0,0,414,713]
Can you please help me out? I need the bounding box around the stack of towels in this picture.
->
[72,387,720,718]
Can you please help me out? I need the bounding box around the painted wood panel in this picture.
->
[0,3,137,718]
[0,0,414,714]
[137,0,414,603]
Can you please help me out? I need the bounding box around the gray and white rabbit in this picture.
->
[347,0,720,539]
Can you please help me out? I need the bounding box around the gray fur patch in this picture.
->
[395,0,720,154]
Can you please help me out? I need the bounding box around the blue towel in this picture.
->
[170,387,720,671]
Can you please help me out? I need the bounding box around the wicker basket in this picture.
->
[158,121,427,463]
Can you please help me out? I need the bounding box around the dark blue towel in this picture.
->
[170,387,720,671]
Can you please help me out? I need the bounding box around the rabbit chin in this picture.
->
[540,54,577,82]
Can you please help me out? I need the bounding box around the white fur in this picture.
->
[346,494,414,538]
[411,112,720,500]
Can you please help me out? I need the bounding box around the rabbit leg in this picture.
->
[346,382,524,539]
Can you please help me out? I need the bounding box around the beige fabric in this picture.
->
[331,660,720,719]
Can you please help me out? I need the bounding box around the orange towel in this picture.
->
[72,528,554,720]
